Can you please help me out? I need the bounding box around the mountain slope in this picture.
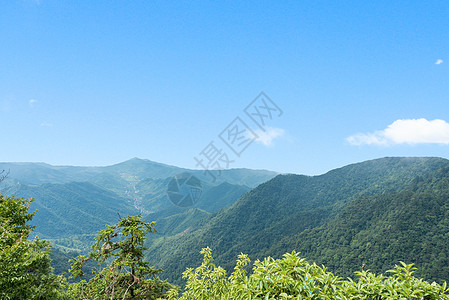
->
[195,182,251,213]
[148,208,211,237]
[289,164,449,283]
[146,157,449,284]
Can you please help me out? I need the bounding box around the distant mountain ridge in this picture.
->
[0,157,277,187]
[0,158,277,252]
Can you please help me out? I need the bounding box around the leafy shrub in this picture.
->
[167,248,449,299]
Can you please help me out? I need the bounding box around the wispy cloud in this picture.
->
[435,59,443,65]
[29,99,37,107]
[347,118,449,146]
[252,127,285,146]
[40,121,53,127]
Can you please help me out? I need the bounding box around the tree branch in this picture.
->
[0,169,9,183]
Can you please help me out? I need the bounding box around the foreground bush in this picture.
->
[0,195,66,299]
[166,248,449,299]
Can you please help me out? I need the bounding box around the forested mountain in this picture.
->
[0,158,275,253]
[145,157,449,284]
[290,164,449,283]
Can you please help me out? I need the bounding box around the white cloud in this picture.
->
[252,127,285,146]
[435,59,443,65]
[29,99,37,107]
[347,119,449,146]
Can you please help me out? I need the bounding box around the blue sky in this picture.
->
[1,1,449,175]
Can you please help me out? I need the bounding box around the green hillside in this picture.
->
[194,182,251,213]
[147,208,211,237]
[146,157,449,284]
[289,164,449,283]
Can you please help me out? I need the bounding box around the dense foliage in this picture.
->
[168,248,449,299]
[0,195,66,299]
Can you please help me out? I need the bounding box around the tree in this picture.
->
[68,215,174,299]
[0,195,66,299]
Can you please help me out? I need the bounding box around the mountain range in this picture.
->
[0,158,276,252]
[3,156,449,286]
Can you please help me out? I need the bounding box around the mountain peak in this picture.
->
[118,157,175,168]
